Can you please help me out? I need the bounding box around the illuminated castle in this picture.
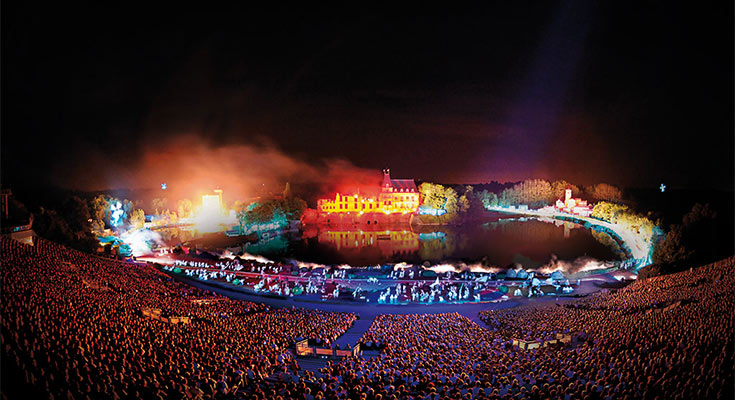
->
[555,189,593,217]
[318,169,420,214]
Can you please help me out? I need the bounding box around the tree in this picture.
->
[129,209,146,229]
[231,200,249,214]
[444,189,459,214]
[637,263,666,280]
[457,186,472,213]
[281,196,307,220]
[238,195,308,226]
[682,203,717,226]
[419,183,445,210]
[34,205,98,253]
[464,186,486,215]
[91,195,108,227]
[90,219,106,235]
[586,183,623,203]
[652,203,719,270]
[34,208,72,243]
[151,198,168,214]
[166,209,178,224]
[499,179,552,208]
[419,183,460,213]
[477,190,498,208]
[248,202,276,223]
[62,196,92,234]
[653,224,691,265]
[592,202,630,223]
[177,199,193,219]
[550,180,580,203]
[122,200,134,221]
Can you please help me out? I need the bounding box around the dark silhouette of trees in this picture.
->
[650,203,720,277]
[34,196,98,252]
[498,179,553,208]
[585,183,623,203]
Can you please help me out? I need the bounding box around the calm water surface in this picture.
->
[227,217,621,267]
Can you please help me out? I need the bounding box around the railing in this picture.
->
[140,307,191,325]
[295,339,361,358]
[512,333,575,350]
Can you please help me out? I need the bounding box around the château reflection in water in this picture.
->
[164,217,623,268]
[317,229,419,260]
[291,217,622,267]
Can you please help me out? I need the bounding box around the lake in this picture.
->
[222,216,622,268]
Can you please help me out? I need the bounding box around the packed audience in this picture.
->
[329,257,733,400]
[2,236,732,399]
[1,237,355,399]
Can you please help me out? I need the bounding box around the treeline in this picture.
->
[7,189,148,253]
[415,184,478,224]
[415,179,626,222]
[149,183,308,228]
[419,183,472,215]
[90,195,146,232]
[237,197,307,226]
[237,183,307,227]
[592,202,657,241]
[641,203,723,279]
[32,195,143,253]
[476,179,623,209]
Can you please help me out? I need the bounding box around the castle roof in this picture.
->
[390,179,417,192]
[382,169,417,192]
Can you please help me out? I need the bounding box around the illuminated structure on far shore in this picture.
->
[318,169,420,215]
[555,189,593,217]
[200,190,225,219]
[180,189,238,233]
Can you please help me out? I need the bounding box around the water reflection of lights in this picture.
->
[418,232,447,240]
[487,206,656,268]
[318,230,420,259]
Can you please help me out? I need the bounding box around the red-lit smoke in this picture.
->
[55,135,382,207]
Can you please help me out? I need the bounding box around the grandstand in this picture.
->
[1,237,732,399]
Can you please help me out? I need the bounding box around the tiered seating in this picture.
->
[0,237,356,399]
[2,236,732,399]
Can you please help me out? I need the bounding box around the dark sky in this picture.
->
[2,2,733,195]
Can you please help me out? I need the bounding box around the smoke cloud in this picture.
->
[54,135,381,207]
[535,254,613,275]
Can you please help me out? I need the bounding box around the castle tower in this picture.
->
[565,188,572,203]
[382,168,392,190]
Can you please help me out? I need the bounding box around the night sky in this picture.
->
[2,2,733,197]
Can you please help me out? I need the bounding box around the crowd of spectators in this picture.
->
[2,236,732,399]
[1,237,356,399]
[323,257,733,400]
